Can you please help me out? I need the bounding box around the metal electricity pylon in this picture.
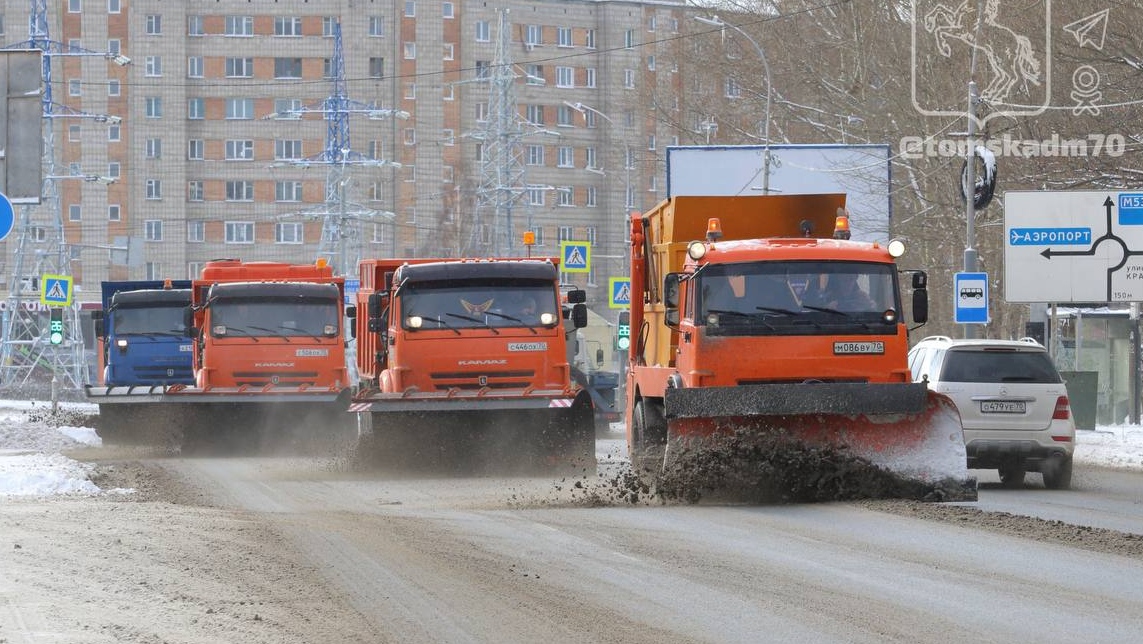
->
[467,9,559,257]
[266,22,405,277]
[0,0,127,389]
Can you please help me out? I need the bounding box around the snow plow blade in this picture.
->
[662,383,976,502]
[351,389,596,475]
[85,386,187,447]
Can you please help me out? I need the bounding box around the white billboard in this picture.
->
[665,144,891,242]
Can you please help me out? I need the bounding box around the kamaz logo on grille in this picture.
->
[458,359,507,366]
[255,362,295,368]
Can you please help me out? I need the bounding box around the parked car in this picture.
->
[908,336,1076,489]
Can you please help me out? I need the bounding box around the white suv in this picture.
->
[908,336,1076,489]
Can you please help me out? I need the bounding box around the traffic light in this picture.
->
[48,307,64,345]
[616,310,631,351]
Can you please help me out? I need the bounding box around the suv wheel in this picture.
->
[1041,454,1073,490]
[998,464,1026,489]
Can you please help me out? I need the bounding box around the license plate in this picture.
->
[833,341,884,355]
[981,400,1026,414]
[508,342,547,352]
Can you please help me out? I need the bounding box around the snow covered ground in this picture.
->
[1,398,1142,496]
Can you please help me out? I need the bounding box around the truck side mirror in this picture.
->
[345,304,356,319]
[912,288,928,324]
[367,292,384,318]
[567,289,587,304]
[663,273,681,308]
[183,307,196,337]
[571,303,588,329]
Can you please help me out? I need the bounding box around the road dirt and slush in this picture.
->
[4,408,1143,643]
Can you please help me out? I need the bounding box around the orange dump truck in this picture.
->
[350,257,595,473]
[626,194,975,500]
[163,259,354,451]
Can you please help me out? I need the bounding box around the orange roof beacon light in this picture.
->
[163,279,173,289]
[833,208,852,240]
[316,257,329,269]
[523,230,536,257]
[706,217,724,242]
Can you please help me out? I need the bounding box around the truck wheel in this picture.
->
[1041,455,1073,490]
[631,399,666,478]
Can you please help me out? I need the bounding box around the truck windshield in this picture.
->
[400,282,557,330]
[696,261,900,334]
[211,298,340,338]
[113,305,187,335]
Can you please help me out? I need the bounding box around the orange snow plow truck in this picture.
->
[350,257,596,473]
[626,194,976,501]
[165,259,354,451]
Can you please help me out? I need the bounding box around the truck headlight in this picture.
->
[115,338,128,349]
[407,316,424,329]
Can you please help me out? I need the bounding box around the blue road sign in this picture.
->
[560,241,590,273]
[954,272,989,324]
[0,191,14,243]
[609,277,631,309]
[343,278,360,304]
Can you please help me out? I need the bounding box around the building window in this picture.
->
[274,16,302,36]
[369,182,384,201]
[187,181,204,201]
[108,204,121,221]
[585,29,596,49]
[443,165,454,183]
[404,42,416,59]
[69,205,81,222]
[585,68,596,88]
[585,147,597,170]
[107,39,121,55]
[145,263,162,281]
[274,140,303,160]
[187,98,204,119]
[188,15,204,36]
[526,145,544,166]
[226,98,255,119]
[442,129,455,145]
[108,124,120,141]
[107,162,120,178]
[624,69,636,89]
[322,17,337,37]
[145,179,162,200]
[145,97,162,118]
[528,187,545,207]
[68,124,80,142]
[725,78,741,98]
[108,0,121,14]
[558,226,572,243]
[187,220,205,242]
[476,21,490,42]
[647,55,656,71]
[188,263,204,279]
[443,43,454,61]
[274,58,302,79]
[558,187,574,206]
[525,105,544,125]
[532,227,545,246]
[225,57,254,78]
[556,66,573,88]
[443,84,454,101]
[274,98,302,118]
[144,55,161,76]
[224,16,254,36]
[371,224,386,244]
[443,3,454,18]
[69,0,81,12]
[584,111,597,128]
[404,1,415,17]
[275,181,303,202]
[526,25,542,46]
[145,138,162,159]
[225,140,254,161]
[68,79,81,96]
[369,57,384,79]
[475,102,488,122]
[625,29,635,48]
[648,135,656,151]
[403,128,416,145]
[558,27,572,47]
[187,56,203,78]
[474,143,484,162]
[369,16,384,36]
[225,181,254,201]
[586,186,597,207]
[526,64,543,85]
[275,222,303,244]
[225,222,255,243]
[108,79,120,96]
[322,58,334,78]
[144,220,163,241]
[475,60,490,79]
[557,146,574,168]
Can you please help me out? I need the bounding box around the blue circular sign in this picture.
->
[0,191,14,243]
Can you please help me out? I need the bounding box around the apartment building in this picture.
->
[0,0,699,310]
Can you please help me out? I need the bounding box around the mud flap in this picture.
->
[661,384,976,502]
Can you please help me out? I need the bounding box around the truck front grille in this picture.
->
[429,370,535,391]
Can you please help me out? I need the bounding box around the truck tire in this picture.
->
[631,399,666,479]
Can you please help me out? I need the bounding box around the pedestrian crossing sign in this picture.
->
[609,277,632,309]
[560,241,590,274]
[40,274,73,307]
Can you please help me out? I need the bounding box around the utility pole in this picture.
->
[963,80,979,340]
[267,22,404,277]
[0,0,128,389]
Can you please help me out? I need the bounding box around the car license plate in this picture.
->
[833,341,884,355]
[981,400,1026,414]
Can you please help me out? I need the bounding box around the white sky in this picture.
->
[1,400,1141,496]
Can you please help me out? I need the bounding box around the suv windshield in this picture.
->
[696,260,899,336]
[940,349,1062,384]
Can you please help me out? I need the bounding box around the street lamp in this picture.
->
[695,15,773,194]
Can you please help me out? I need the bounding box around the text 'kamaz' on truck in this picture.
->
[625,194,975,502]
[349,257,595,473]
[85,280,193,445]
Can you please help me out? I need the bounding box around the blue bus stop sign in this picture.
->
[0,191,14,243]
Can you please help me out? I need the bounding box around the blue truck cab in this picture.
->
[92,280,194,388]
